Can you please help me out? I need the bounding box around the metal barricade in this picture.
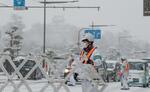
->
[0,54,107,92]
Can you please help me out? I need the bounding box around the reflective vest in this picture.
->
[125,62,129,72]
[121,61,129,73]
[80,47,96,65]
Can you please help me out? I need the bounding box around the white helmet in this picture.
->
[82,33,94,42]
[121,56,127,61]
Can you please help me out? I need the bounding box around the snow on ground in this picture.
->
[0,73,150,92]
[104,82,150,92]
[0,78,149,92]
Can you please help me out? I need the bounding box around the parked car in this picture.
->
[106,60,121,82]
[13,56,43,80]
[128,59,149,87]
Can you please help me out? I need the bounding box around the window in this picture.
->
[107,63,114,69]
[129,62,145,70]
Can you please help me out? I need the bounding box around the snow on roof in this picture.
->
[128,59,147,63]
[105,60,118,63]
[14,56,25,61]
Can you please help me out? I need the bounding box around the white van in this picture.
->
[128,59,149,87]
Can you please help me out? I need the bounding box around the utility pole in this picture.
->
[43,0,46,53]
[39,0,78,69]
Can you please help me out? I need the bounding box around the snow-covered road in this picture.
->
[104,82,149,92]
[0,80,149,92]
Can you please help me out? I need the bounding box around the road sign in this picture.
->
[84,28,101,39]
[13,0,26,10]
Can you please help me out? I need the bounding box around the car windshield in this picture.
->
[24,60,35,67]
[129,62,145,70]
[107,63,114,69]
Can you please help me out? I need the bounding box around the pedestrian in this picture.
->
[120,57,129,90]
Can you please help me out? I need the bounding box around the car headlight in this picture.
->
[25,68,30,71]
[64,69,69,73]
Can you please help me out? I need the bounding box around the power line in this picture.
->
[40,0,78,4]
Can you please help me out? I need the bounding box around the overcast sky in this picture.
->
[0,0,150,43]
